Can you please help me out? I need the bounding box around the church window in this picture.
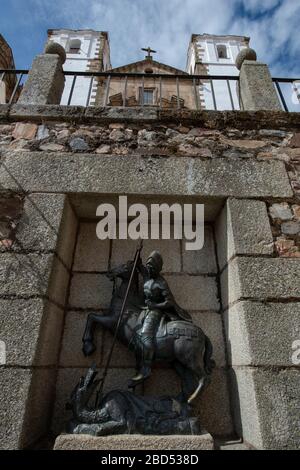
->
[217,44,228,59]
[141,88,154,105]
[69,39,81,54]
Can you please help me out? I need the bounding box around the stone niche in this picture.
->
[50,194,233,439]
[1,171,298,450]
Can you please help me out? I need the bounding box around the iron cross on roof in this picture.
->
[141,46,157,60]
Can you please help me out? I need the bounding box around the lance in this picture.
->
[95,239,144,406]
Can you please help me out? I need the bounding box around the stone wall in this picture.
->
[1,109,299,258]
[0,105,299,449]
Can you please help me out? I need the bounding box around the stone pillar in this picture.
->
[18,43,66,105]
[236,48,282,111]
[216,198,300,449]
[0,194,78,449]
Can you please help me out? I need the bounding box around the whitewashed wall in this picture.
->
[48,30,111,106]
[187,37,247,110]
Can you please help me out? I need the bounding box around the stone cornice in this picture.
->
[1,104,300,130]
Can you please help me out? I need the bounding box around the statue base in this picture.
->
[54,432,214,450]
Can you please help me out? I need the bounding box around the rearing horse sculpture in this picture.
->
[82,259,215,403]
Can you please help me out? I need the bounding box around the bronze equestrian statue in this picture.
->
[131,251,193,385]
[82,251,215,403]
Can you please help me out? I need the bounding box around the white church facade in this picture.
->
[47,29,250,110]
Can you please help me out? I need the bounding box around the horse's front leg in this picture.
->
[82,312,114,356]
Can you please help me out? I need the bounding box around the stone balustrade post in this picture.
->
[236,48,282,111]
[18,43,66,105]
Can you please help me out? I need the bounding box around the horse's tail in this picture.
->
[187,335,215,404]
[203,335,216,375]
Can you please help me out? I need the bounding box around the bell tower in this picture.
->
[186,33,250,110]
[187,33,249,75]
[47,29,111,106]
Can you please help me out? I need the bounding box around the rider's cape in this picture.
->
[161,277,192,323]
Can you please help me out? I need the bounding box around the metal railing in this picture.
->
[0,69,29,104]
[61,71,241,111]
[272,77,300,113]
[1,69,300,112]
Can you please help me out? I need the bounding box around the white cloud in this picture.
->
[29,0,300,75]
[230,0,300,75]
[241,0,279,14]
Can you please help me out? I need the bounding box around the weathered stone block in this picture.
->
[85,106,158,121]
[68,273,113,309]
[0,253,69,306]
[231,367,300,449]
[0,368,31,449]
[9,104,86,122]
[20,368,57,448]
[13,193,78,268]
[239,61,282,111]
[224,301,300,366]
[69,137,89,152]
[165,274,219,312]
[36,124,50,140]
[12,123,38,140]
[229,366,262,448]
[190,312,226,367]
[110,238,137,266]
[198,368,233,436]
[191,158,292,199]
[269,202,293,221]
[0,151,293,198]
[70,194,221,222]
[281,221,300,235]
[18,54,65,105]
[55,197,78,269]
[73,223,110,272]
[39,142,65,152]
[221,257,300,309]
[54,433,214,450]
[182,226,217,274]
[216,198,273,270]
[0,367,56,449]
[0,298,64,366]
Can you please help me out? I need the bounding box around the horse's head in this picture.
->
[106,260,135,281]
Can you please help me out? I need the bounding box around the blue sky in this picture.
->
[0,0,299,76]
